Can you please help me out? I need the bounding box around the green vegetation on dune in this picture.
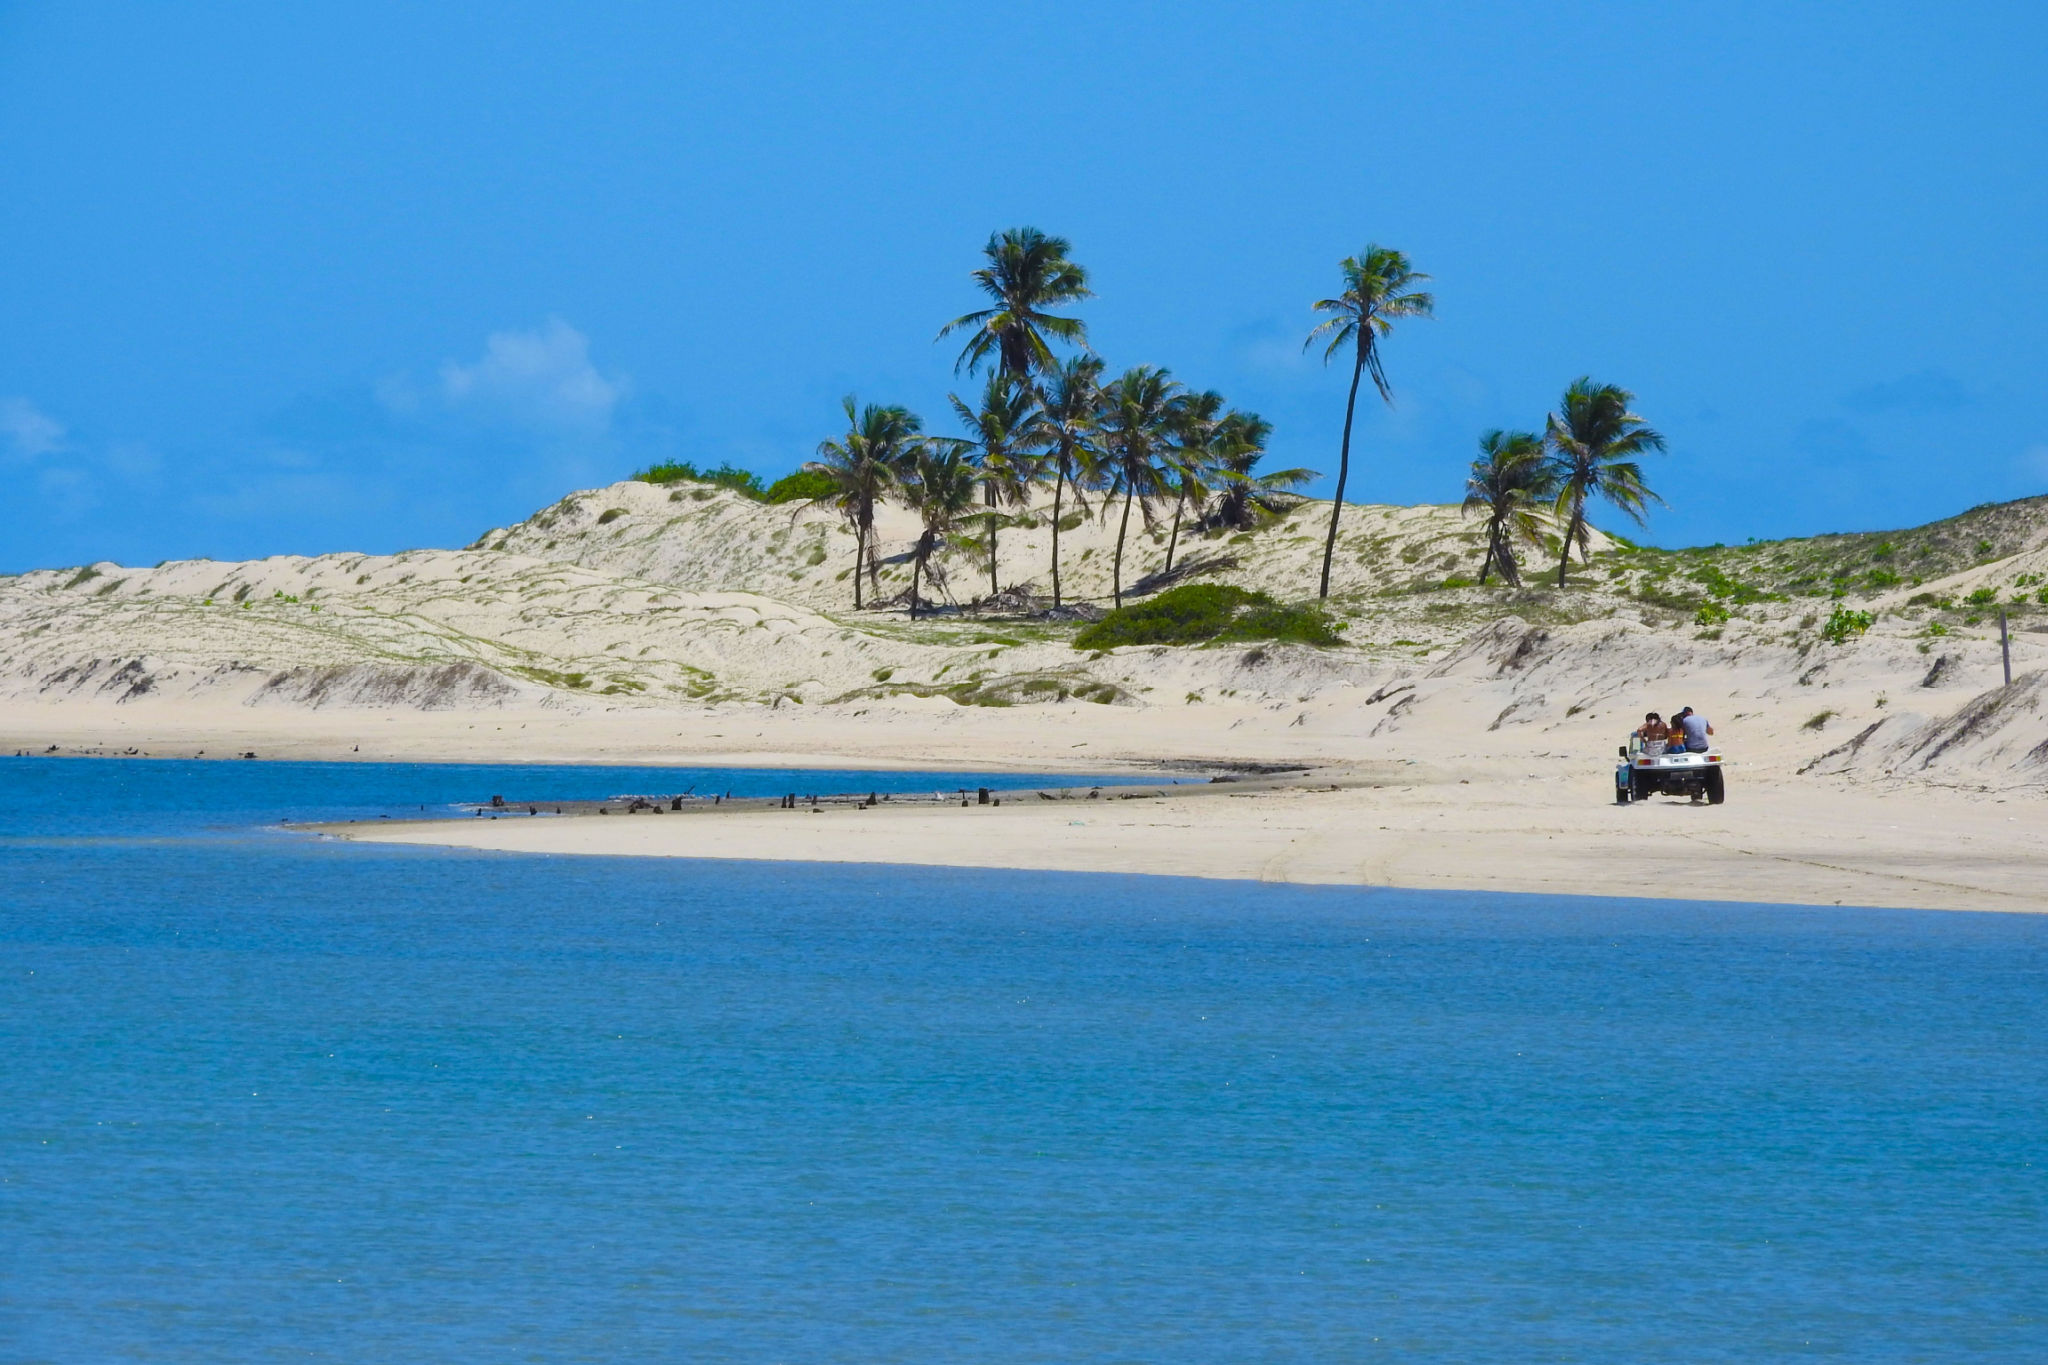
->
[1073,584,1342,650]
[630,462,832,505]
[1608,493,2048,612]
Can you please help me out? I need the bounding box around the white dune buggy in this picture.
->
[1615,734,1726,805]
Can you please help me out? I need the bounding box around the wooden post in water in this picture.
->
[1999,610,2011,686]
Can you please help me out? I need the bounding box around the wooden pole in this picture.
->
[1999,609,2011,686]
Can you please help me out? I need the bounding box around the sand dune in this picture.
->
[4,480,2043,907]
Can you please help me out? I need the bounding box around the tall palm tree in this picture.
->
[1096,365,1182,608]
[1208,411,1313,531]
[1027,353,1104,608]
[806,397,920,609]
[937,227,1091,392]
[1305,245,1434,599]
[1461,429,1554,587]
[949,372,1041,598]
[897,439,981,620]
[1160,389,1224,576]
[1545,378,1666,587]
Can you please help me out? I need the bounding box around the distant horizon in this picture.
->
[4,3,2043,572]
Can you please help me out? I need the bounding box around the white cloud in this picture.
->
[1,397,65,458]
[439,319,626,435]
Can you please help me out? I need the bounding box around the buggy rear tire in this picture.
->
[1705,767,1726,805]
[1615,780,1632,805]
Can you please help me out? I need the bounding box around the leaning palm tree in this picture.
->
[1305,245,1434,599]
[897,439,981,620]
[1096,365,1182,608]
[1461,429,1554,587]
[949,372,1041,598]
[1027,353,1105,608]
[806,397,920,608]
[1545,378,1666,587]
[1208,411,1313,531]
[937,227,1091,392]
[1159,389,1224,576]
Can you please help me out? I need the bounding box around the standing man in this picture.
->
[1676,706,1714,753]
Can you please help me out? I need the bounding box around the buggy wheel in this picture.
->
[1615,778,1632,805]
[1705,767,1726,805]
[1629,773,1652,803]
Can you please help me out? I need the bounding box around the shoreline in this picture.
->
[315,763,2048,916]
[12,697,2045,915]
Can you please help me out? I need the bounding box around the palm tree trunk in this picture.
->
[861,501,881,604]
[911,543,924,620]
[1050,469,1064,608]
[1479,518,1498,585]
[986,488,999,598]
[1318,353,1365,599]
[853,521,866,609]
[1113,485,1135,609]
[1165,496,1184,575]
[1557,492,1585,588]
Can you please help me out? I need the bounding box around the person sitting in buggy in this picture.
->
[1635,711,1672,756]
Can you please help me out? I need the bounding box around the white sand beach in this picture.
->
[7,483,2045,912]
[325,760,2047,914]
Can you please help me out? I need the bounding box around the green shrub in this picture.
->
[1865,568,1900,589]
[1687,562,1781,605]
[632,461,700,485]
[631,461,768,498]
[765,469,836,504]
[597,507,626,525]
[1072,584,1344,651]
[1822,606,1875,644]
[1965,587,1999,607]
[1694,600,1730,626]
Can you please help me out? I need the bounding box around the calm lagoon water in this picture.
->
[3,757,2044,1361]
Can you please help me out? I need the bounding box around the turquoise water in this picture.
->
[3,758,2044,1361]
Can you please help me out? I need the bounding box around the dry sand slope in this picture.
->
[4,479,2044,907]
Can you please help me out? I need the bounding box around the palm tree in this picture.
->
[937,227,1091,391]
[1305,245,1434,599]
[1160,389,1224,576]
[897,439,981,620]
[1545,378,1665,587]
[806,397,920,608]
[1096,365,1182,608]
[1461,429,1554,587]
[1208,411,1313,531]
[1027,354,1105,608]
[949,372,1041,598]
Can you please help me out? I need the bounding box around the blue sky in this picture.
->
[2,1,2044,572]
